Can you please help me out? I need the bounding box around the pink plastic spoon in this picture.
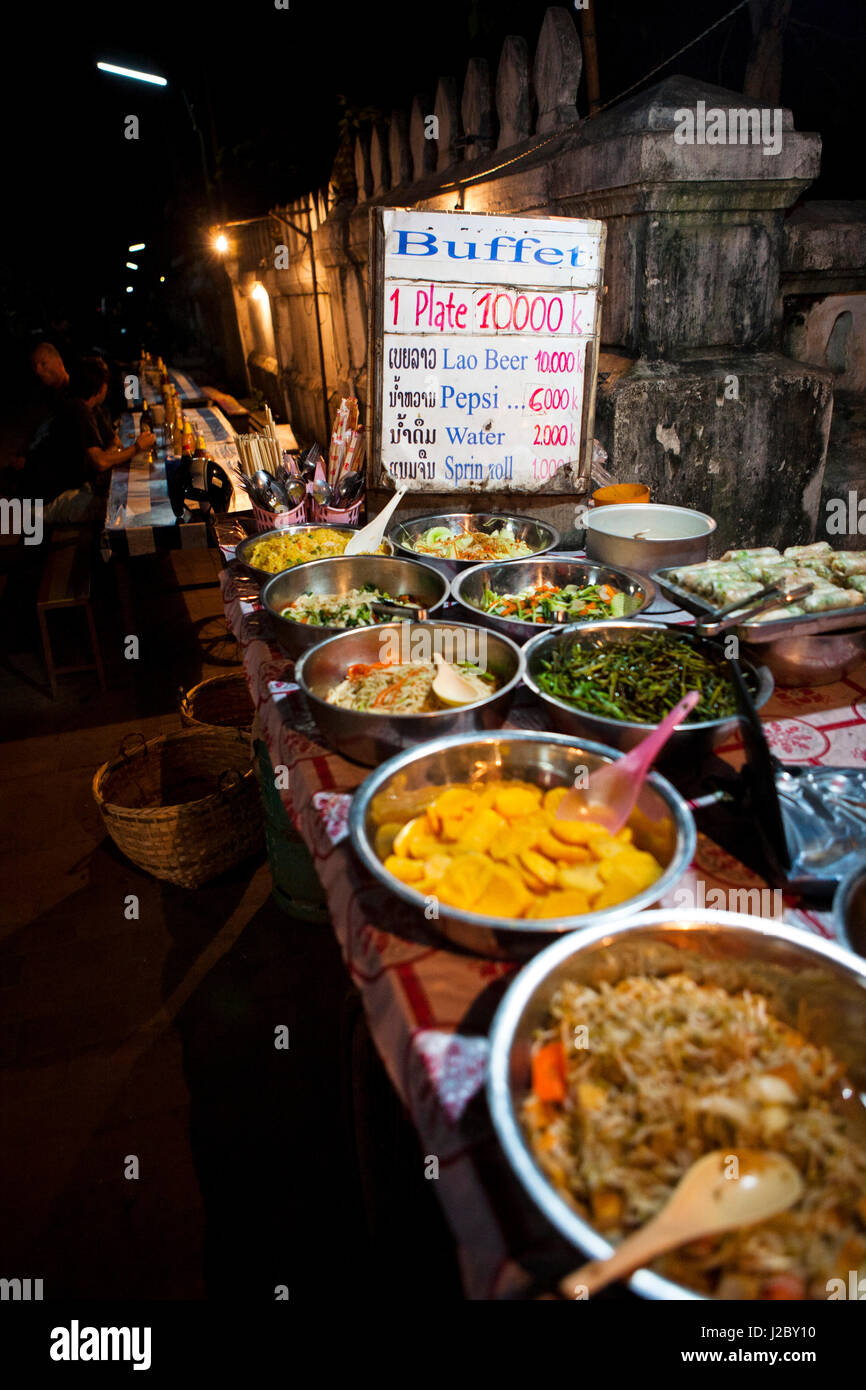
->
[556,690,701,834]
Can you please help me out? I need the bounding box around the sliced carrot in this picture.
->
[762,1274,806,1300]
[532,1040,567,1102]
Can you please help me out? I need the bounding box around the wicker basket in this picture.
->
[179,671,254,734]
[92,728,263,888]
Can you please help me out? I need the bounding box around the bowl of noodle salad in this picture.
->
[295,619,524,766]
[388,512,559,576]
[487,909,866,1300]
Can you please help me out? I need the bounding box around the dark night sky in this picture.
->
[3,0,864,359]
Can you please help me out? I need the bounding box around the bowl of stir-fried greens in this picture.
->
[523,619,773,770]
[261,554,450,658]
[451,559,655,644]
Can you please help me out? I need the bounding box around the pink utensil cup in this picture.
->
[555,690,702,835]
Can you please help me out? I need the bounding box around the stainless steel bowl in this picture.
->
[834,856,866,958]
[585,503,715,575]
[260,555,450,660]
[236,523,394,583]
[487,908,866,1300]
[523,620,773,771]
[744,628,866,688]
[451,558,656,646]
[388,512,560,578]
[349,731,695,958]
[295,620,524,768]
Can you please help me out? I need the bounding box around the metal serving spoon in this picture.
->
[559,1149,804,1299]
[311,477,334,508]
[334,469,365,508]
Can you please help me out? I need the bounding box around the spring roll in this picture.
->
[783,542,833,559]
[846,575,866,596]
[666,562,738,595]
[799,584,864,612]
[705,578,763,607]
[830,552,866,578]
[720,547,780,562]
[750,604,805,624]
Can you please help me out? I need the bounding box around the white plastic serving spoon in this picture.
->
[559,1148,804,1300]
[344,486,407,555]
[556,690,701,834]
[431,653,487,708]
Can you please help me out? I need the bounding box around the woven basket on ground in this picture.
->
[92,727,263,889]
[179,671,254,733]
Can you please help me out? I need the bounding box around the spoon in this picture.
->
[312,477,333,508]
[334,469,365,508]
[344,485,407,555]
[556,690,701,833]
[283,476,307,510]
[559,1148,804,1300]
[431,653,486,707]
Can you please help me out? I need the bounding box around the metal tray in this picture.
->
[652,567,866,642]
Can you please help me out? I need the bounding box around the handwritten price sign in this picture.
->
[369,209,606,494]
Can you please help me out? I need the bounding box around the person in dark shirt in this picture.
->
[43,358,155,524]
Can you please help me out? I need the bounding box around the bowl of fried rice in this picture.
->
[487,909,866,1300]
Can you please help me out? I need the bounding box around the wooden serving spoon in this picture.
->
[559,1148,804,1300]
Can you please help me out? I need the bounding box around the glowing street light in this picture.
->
[126,286,134,294]
[126,262,138,270]
[97,61,167,87]
[251,282,268,301]
[159,275,166,283]
[129,243,145,252]
[214,233,229,253]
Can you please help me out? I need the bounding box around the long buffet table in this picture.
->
[217,518,866,1298]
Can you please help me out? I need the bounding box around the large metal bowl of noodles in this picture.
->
[296,620,524,768]
[487,908,866,1299]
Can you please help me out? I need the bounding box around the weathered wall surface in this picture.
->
[215,4,850,550]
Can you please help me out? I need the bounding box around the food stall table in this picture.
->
[107,404,241,556]
[216,526,866,1297]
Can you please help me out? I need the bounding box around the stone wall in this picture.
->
[215,4,847,551]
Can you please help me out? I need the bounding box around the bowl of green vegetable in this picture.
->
[451,558,655,645]
[261,554,450,659]
[523,620,773,770]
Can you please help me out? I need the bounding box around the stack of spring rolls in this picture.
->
[667,543,866,622]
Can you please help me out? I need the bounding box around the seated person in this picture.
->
[43,358,155,525]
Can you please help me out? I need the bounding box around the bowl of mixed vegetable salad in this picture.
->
[451,559,655,644]
[261,555,450,658]
[388,512,559,577]
[523,619,773,770]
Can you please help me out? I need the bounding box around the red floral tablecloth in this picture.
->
[218,544,866,1298]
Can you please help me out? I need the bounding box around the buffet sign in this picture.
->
[368,208,606,495]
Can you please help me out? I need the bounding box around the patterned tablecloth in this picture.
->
[217,532,866,1297]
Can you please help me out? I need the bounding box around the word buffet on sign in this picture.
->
[370,209,606,495]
